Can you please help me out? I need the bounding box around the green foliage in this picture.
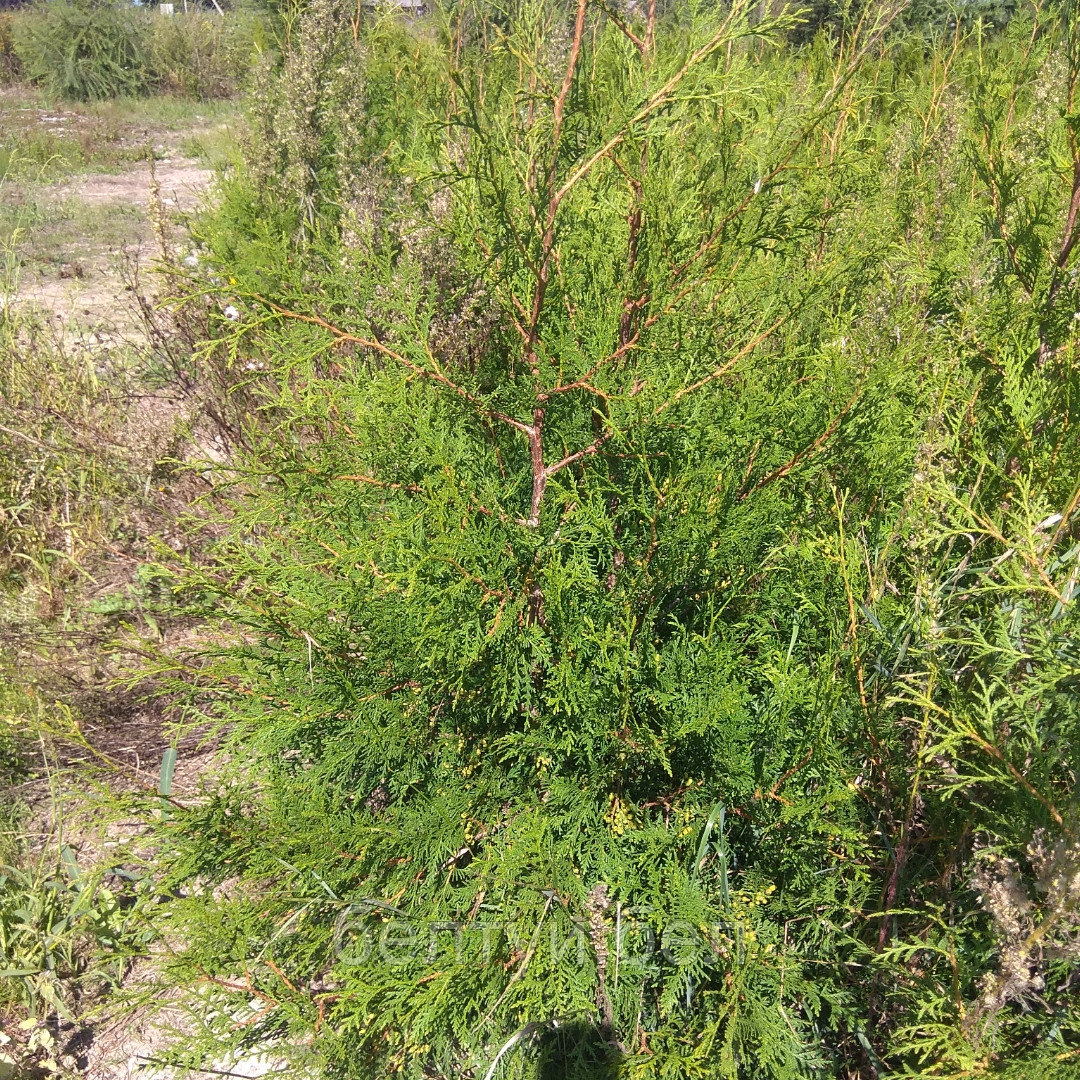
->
[0,13,20,86]
[148,7,269,99]
[11,0,154,101]
[10,0,265,102]
[0,687,147,1046]
[0,830,132,1022]
[133,1,1080,1077]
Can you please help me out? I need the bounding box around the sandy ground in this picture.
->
[52,162,214,209]
[11,160,214,334]
[2,95,266,1078]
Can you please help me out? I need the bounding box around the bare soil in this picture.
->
[1,89,249,1080]
[14,160,214,332]
[2,86,230,337]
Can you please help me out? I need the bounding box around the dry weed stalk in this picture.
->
[970,829,1080,1027]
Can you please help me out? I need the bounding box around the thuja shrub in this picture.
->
[147,7,266,99]
[144,2,1080,1077]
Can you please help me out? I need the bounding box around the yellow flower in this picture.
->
[605,795,636,836]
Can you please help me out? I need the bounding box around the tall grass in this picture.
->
[150,6,268,98]
[0,319,145,592]
[0,187,191,1071]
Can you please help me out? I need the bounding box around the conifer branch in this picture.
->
[477,892,556,1028]
[252,297,535,435]
[738,386,861,499]
[654,315,786,418]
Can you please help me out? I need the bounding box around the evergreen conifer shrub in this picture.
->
[142,2,1080,1076]
[12,0,152,101]
[10,0,263,101]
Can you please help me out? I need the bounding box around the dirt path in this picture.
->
[2,88,230,337]
[52,161,214,209]
[10,160,213,334]
[1,91,239,1080]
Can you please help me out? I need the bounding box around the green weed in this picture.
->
[0,818,132,1022]
[148,8,267,100]
[178,126,242,170]
[0,711,152,1076]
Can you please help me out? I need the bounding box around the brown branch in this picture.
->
[539,0,794,234]
[255,296,534,436]
[1055,163,1080,275]
[665,20,898,291]
[617,148,648,353]
[654,314,786,419]
[544,429,614,480]
[1044,28,1080,327]
[524,415,615,526]
[435,556,508,601]
[594,0,645,55]
[946,495,1068,604]
[601,326,643,367]
[912,693,1069,835]
[264,957,298,994]
[198,972,279,1009]
[764,748,813,803]
[519,0,589,525]
[0,422,67,455]
[550,23,738,211]
[739,387,859,500]
[526,0,589,355]
[962,728,1066,831]
[836,491,870,713]
[1047,478,1080,555]
[981,150,1035,298]
[546,374,610,398]
[526,409,547,527]
[552,0,587,149]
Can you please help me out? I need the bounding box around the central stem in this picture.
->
[527,407,546,527]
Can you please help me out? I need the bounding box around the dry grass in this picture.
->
[0,85,241,1079]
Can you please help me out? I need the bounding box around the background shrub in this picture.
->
[147,7,265,99]
[11,0,153,101]
[10,0,264,102]
[0,13,20,85]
